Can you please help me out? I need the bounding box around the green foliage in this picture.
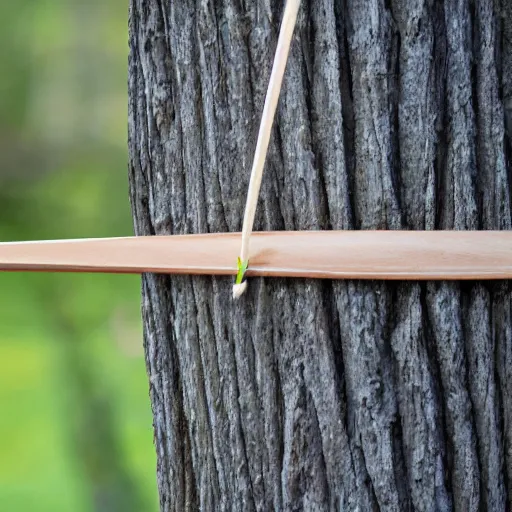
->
[0,1,158,510]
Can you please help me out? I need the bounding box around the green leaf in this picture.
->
[235,258,249,284]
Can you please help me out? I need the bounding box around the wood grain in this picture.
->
[0,231,511,279]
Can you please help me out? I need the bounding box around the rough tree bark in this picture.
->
[128,1,512,510]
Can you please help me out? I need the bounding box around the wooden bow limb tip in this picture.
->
[234,0,301,299]
[1,231,512,280]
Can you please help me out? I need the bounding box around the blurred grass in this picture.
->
[0,0,158,511]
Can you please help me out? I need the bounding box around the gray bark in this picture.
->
[128,1,512,510]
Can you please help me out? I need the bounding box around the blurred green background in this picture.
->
[0,1,158,511]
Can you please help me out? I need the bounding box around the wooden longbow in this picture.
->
[0,231,511,280]
[2,3,510,283]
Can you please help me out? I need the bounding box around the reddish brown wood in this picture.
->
[0,231,511,279]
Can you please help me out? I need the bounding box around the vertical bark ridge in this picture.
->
[345,0,402,230]
[169,3,209,235]
[501,0,512,152]
[309,0,352,231]
[439,0,478,231]
[464,284,506,510]
[494,282,512,506]
[390,282,451,512]
[195,2,230,233]
[128,0,512,510]
[143,275,199,511]
[392,0,438,231]
[427,281,481,511]
[475,0,511,231]
[253,279,285,510]
[276,7,330,231]
[334,0,358,224]
[216,1,259,231]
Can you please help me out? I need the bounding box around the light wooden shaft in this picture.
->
[0,231,511,280]
[240,0,301,262]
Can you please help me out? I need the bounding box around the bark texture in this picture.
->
[128,1,512,510]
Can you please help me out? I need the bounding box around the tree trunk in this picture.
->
[128,1,512,510]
